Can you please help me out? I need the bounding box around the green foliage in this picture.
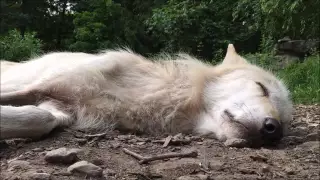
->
[69,0,147,53]
[233,0,320,52]
[278,55,320,104]
[244,53,281,71]
[0,29,43,62]
[146,0,254,60]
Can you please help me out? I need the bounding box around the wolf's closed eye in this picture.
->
[256,82,269,97]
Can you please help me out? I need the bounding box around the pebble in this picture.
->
[249,154,268,162]
[44,147,82,164]
[305,133,319,141]
[67,160,103,177]
[104,168,116,176]
[177,174,209,180]
[75,138,87,145]
[28,172,51,180]
[32,148,44,152]
[261,165,271,173]
[284,166,295,175]
[224,138,248,148]
[8,159,31,171]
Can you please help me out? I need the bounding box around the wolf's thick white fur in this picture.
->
[0,45,293,146]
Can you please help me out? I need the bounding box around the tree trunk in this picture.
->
[56,0,68,49]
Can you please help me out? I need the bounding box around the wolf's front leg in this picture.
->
[0,103,72,140]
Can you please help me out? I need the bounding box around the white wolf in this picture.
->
[0,44,293,147]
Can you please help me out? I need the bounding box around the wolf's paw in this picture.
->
[224,138,248,148]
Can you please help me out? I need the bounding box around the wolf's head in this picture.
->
[197,44,293,147]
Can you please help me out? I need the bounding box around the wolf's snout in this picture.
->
[260,117,283,141]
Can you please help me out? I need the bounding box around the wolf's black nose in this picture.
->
[261,118,282,141]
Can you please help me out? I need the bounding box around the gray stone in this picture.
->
[44,147,82,164]
[67,160,103,177]
[151,158,200,178]
[27,172,51,180]
[8,159,31,171]
[224,138,248,148]
[177,174,209,180]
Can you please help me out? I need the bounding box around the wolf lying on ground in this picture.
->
[0,44,293,147]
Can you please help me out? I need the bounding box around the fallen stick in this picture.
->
[84,132,107,139]
[122,148,198,164]
[123,148,145,160]
[162,135,172,147]
[152,139,191,145]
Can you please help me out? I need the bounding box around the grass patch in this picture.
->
[277,55,319,104]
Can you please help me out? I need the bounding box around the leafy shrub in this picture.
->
[244,53,281,71]
[0,29,43,62]
[278,55,319,104]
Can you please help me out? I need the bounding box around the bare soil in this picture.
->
[1,105,319,180]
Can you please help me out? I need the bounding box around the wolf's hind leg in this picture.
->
[0,102,72,140]
[0,89,40,106]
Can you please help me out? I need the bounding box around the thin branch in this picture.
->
[123,148,198,164]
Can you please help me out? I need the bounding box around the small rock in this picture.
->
[32,148,44,152]
[8,159,31,171]
[177,174,209,180]
[206,159,224,171]
[171,147,181,151]
[110,142,121,149]
[261,165,270,173]
[27,172,51,180]
[151,158,200,177]
[44,147,82,164]
[238,167,255,174]
[67,160,103,177]
[104,168,116,176]
[117,135,132,141]
[249,154,268,162]
[305,133,319,141]
[224,138,248,148]
[128,139,137,143]
[173,133,184,140]
[92,159,105,166]
[281,136,304,145]
[75,138,87,145]
[190,136,202,141]
[295,141,319,152]
[136,142,146,145]
[284,166,295,175]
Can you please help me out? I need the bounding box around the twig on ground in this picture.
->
[152,139,191,145]
[84,132,107,139]
[162,135,172,147]
[122,148,198,164]
[127,172,152,180]
[123,148,145,160]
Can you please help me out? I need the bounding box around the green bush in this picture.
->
[244,53,281,71]
[278,55,319,104]
[0,29,43,62]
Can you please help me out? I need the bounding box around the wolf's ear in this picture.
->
[222,44,249,65]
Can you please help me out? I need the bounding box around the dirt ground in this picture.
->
[0,105,319,180]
